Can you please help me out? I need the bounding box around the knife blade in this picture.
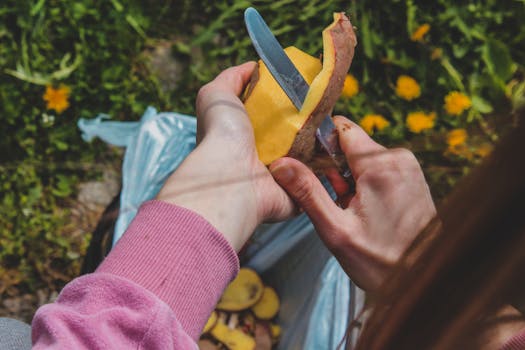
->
[244,7,351,178]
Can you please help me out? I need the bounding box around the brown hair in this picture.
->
[354,109,525,349]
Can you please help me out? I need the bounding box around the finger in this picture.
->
[196,62,256,116]
[196,62,256,142]
[269,157,342,231]
[210,61,257,96]
[333,115,387,177]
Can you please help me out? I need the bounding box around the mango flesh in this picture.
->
[244,13,356,166]
[244,47,322,165]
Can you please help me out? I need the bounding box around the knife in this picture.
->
[244,7,351,178]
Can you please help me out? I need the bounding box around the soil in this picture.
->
[0,168,120,324]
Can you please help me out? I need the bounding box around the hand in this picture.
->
[270,116,436,292]
[156,62,295,251]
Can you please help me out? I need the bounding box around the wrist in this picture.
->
[156,141,259,251]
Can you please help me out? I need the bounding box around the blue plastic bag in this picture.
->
[78,107,362,349]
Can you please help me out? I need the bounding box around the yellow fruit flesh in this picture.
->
[210,322,256,350]
[244,47,322,165]
[244,13,347,165]
[250,286,280,320]
[216,268,264,311]
[203,311,218,334]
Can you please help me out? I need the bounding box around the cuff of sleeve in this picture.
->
[501,328,525,350]
[96,200,240,340]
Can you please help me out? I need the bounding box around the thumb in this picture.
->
[270,157,341,230]
[196,61,257,143]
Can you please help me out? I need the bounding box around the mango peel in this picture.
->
[243,13,357,166]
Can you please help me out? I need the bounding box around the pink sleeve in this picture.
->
[500,328,525,350]
[32,200,240,348]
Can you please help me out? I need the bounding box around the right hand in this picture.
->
[269,116,436,292]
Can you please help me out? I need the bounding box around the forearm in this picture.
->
[33,200,239,347]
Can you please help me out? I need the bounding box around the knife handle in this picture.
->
[310,149,356,193]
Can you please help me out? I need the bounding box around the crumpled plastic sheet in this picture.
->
[78,107,360,349]
[79,107,196,244]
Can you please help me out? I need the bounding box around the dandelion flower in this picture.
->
[444,91,471,115]
[406,111,436,133]
[411,23,430,42]
[431,48,442,60]
[341,74,359,98]
[43,85,71,113]
[446,128,470,158]
[475,143,493,158]
[396,75,421,101]
[446,128,467,147]
[359,114,390,135]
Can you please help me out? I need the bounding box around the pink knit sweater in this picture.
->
[32,200,239,348]
[31,200,525,349]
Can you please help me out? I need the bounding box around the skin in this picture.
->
[156,62,295,252]
[270,117,437,292]
[157,62,436,293]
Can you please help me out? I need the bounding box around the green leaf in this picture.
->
[30,0,46,17]
[439,56,465,91]
[481,39,516,83]
[51,175,73,198]
[53,140,69,151]
[405,0,417,35]
[471,95,493,114]
[360,11,374,59]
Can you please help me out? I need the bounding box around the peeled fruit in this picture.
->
[211,322,256,350]
[250,287,280,320]
[243,13,356,166]
[203,311,218,334]
[217,268,264,311]
[270,324,281,344]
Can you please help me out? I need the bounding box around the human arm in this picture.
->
[32,201,238,348]
[156,61,295,251]
[32,62,295,348]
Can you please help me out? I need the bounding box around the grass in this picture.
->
[0,0,524,301]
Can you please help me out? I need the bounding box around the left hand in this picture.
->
[156,62,295,251]
[270,117,437,291]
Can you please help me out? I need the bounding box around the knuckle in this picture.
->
[386,148,421,176]
[196,84,213,107]
[390,147,416,165]
[291,176,314,204]
[358,168,386,187]
[325,222,353,252]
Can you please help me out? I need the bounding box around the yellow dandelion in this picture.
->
[359,114,390,135]
[447,144,472,159]
[341,74,359,98]
[430,48,442,60]
[411,23,430,42]
[406,111,436,133]
[444,91,472,115]
[43,85,71,113]
[396,75,421,101]
[475,143,493,158]
[445,128,472,158]
[446,128,468,148]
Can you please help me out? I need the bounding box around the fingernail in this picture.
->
[270,164,295,183]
